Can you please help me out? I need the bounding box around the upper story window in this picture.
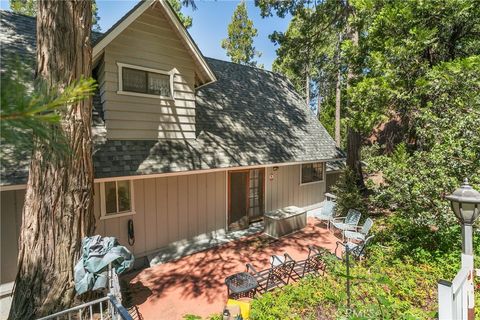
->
[117,62,173,99]
[300,162,324,185]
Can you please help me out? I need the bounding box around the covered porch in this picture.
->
[121,217,339,319]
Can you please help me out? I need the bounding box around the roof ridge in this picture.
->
[205,56,283,77]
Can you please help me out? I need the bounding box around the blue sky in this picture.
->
[0,0,291,70]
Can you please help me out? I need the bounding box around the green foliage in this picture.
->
[168,0,193,29]
[9,0,102,31]
[269,1,347,121]
[0,60,97,161]
[331,169,368,216]
[221,1,262,67]
[365,56,480,229]
[9,0,35,15]
[345,0,480,138]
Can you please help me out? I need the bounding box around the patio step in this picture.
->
[147,222,264,267]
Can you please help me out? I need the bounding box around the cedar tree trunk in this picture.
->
[9,1,95,318]
[317,84,321,115]
[345,2,365,189]
[334,33,342,148]
[335,68,342,147]
[305,71,310,107]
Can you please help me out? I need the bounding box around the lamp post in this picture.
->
[445,178,480,320]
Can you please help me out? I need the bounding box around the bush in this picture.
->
[331,169,368,216]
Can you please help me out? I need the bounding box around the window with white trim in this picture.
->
[301,162,324,184]
[117,63,173,98]
[101,180,134,218]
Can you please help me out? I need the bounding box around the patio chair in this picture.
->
[284,245,328,281]
[335,234,375,261]
[330,209,362,240]
[344,218,373,242]
[312,200,337,228]
[246,255,295,294]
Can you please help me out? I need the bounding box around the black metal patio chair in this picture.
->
[284,245,328,281]
[246,255,295,294]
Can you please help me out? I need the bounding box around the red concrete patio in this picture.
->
[122,218,339,319]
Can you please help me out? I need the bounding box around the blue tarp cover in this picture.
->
[74,235,134,295]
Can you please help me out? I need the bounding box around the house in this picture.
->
[0,0,343,316]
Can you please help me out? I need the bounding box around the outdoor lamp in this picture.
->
[446,178,480,225]
[445,178,480,256]
[445,178,480,320]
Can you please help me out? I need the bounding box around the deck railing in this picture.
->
[37,294,132,320]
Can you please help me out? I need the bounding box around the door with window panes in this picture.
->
[228,168,265,230]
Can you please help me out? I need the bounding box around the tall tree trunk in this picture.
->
[317,83,322,116]
[345,2,365,189]
[335,69,342,147]
[335,34,342,148]
[9,1,94,319]
[305,71,310,107]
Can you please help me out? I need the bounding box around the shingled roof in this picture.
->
[0,10,343,186]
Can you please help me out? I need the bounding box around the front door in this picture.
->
[228,168,265,230]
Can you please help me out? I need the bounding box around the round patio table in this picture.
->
[225,272,258,299]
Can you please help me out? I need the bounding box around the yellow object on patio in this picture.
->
[227,298,251,319]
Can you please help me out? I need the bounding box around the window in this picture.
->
[118,63,173,98]
[101,180,134,219]
[301,162,324,185]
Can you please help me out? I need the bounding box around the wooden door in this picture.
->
[228,168,265,230]
[229,171,249,230]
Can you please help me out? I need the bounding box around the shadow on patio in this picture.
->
[121,218,338,319]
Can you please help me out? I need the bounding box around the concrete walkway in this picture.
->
[122,218,339,319]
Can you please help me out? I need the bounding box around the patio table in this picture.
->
[225,272,258,299]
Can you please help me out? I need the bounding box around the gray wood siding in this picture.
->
[1,190,24,284]
[99,5,197,140]
[94,171,227,258]
[266,164,325,211]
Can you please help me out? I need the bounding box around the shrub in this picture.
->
[331,169,368,216]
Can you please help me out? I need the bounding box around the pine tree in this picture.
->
[221,1,262,67]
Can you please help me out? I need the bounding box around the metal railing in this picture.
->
[38,294,132,320]
[438,267,470,320]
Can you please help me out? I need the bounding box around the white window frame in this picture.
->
[100,179,135,220]
[116,62,174,100]
[299,162,325,186]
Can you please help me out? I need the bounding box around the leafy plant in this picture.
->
[331,168,368,216]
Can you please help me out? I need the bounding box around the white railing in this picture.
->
[438,267,470,320]
[37,293,132,320]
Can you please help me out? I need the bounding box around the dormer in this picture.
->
[92,0,216,140]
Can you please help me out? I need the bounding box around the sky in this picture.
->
[0,0,291,70]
